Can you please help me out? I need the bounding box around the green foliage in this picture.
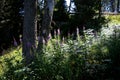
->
[105,15,120,26]
[0,47,22,78]
[106,26,120,66]
[0,0,23,51]
[0,26,120,80]
[53,0,69,21]
[70,0,106,31]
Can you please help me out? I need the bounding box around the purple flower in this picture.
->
[54,30,56,36]
[37,36,46,44]
[14,41,18,47]
[13,37,18,47]
[57,29,60,35]
[43,38,46,44]
[76,27,79,35]
[38,36,41,41]
[20,38,22,43]
[19,35,22,43]
[47,33,52,40]
[83,26,85,30]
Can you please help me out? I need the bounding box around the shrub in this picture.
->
[1,26,120,80]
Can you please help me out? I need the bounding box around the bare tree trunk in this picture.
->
[98,0,102,18]
[115,0,118,13]
[37,0,54,52]
[23,0,37,64]
[117,0,120,13]
[110,0,115,12]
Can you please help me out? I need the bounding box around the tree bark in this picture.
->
[23,0,37,64]
[37,0,54,52]
[110,0,115,12]
[117,0,120,13]
[115,0,118,13]
[98,0,102,18]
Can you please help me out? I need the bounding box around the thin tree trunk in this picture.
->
[117,0,120,13]
[42,0,54,42]
[98,0,102,18]
[115,0,118,13]
[23,0,37,64]
[37,0,54,52]
[110,0,115,12]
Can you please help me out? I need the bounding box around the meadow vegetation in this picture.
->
[0,15,120,80]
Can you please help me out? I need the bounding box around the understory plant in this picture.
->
[0,26,120,80]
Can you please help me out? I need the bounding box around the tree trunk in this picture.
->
[98,0,102,18]
[110,0,115,12]
[117,0,120,13]
[23,0,37,64]
[115,0,118,13]
[37,0,54,52]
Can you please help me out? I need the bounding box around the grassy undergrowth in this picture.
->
[105,15,120,26]
[0,46,22,76]
[0,26,120,80]
[0,15,120,80]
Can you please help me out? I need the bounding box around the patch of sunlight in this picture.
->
[0,46,22,76]
[105,15,120,26]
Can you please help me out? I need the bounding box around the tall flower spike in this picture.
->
[83,26,85,30]
[62,37,65,43]
[19,35,22,43]
[20,38,22,43]
[48,33,52,39]
[54,30,56,36]
[43,37,46,44]
[37,36,40,41]
[77,27,79,35]
[13,37,18,47]
[47,33,52,42]
[57,28,60,35]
